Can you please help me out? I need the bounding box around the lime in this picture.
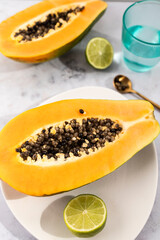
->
[86,37,113,69]
[63,194,107,237]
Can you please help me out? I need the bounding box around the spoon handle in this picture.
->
[132,90,160,110]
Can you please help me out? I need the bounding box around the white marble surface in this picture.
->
[0,1,160,240]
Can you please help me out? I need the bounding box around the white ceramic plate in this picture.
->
[1,87,158,240]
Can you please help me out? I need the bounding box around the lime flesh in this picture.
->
[86,37,113,69]
[63,194,107,237]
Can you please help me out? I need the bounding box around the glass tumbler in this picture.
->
[122,0,160,72]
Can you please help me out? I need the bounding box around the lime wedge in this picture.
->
[63,194,107,237]
[86,37,113,69]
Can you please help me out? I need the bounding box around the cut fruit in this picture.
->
[64,194,107,237]
[0,0,107,63]
[86,37,113,69]
[0,99,159,196]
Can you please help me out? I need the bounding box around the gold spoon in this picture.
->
[113,75,160,110]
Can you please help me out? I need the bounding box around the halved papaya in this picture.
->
[0,0,107,63]
[0,99,159,196]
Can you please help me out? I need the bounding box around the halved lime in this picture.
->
[63,194,107,237]
[86,37,113,69]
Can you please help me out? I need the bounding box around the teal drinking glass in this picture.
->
[122,0,160,72]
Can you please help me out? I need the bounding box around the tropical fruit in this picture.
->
[0,99,159,196]
[0,0,107,63]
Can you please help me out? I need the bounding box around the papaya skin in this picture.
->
[0,99,159,196]
[0,0,107,63]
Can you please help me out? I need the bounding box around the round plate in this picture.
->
[1,87,158,240]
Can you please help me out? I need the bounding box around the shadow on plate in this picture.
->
[40,195,74,238]
[1,182,27,200]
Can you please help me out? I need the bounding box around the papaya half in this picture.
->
[0,99,159,196]
[0,0,107,63]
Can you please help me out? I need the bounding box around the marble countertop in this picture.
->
[0,1,160,240]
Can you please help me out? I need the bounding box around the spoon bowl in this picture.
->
[113,75,133,93]
[113,75,160,110]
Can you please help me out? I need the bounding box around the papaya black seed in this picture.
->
[14,6,85,42]
[16,117,123,162]
[79,109,84,114]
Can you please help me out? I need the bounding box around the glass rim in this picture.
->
[123,0,160,46]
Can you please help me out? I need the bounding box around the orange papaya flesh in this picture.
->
[0,0,107,63]
[0,99,159,196]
